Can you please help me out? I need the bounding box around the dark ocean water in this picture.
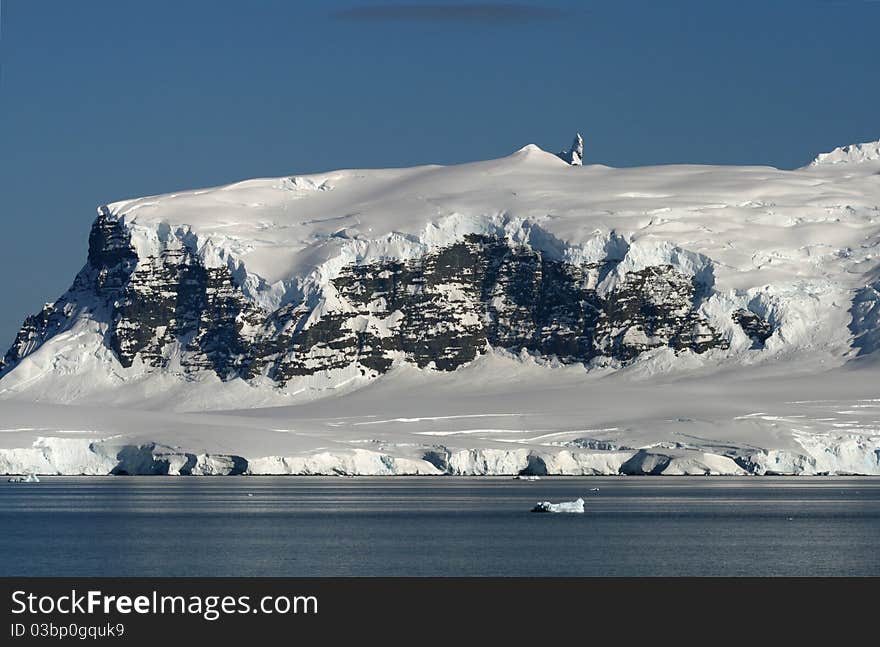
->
[2,476,878,576]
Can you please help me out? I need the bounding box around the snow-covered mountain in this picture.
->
[2,137,880,475]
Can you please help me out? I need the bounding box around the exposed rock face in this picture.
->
[849,283,880,356]
[732,309,774,349]
[557,133,584,166]
[1,214,138,372]
[109,245,263,378]
[2,213,740,384]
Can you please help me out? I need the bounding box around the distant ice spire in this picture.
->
[557,133,584,166]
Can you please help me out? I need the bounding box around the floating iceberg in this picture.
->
[7,473,40,483]
[531,497,585,513]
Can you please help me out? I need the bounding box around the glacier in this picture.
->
[1,136,880,476]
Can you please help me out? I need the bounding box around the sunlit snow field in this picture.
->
[2,477,878,576]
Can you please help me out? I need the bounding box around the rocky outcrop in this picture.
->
[849,283,880,356]
[1,214,733,385]
[732,309,773,349]
[109,245,264,378]
[1,214,138,372]
[557,133,584,166]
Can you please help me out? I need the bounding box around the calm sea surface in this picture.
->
[2,477,878,576]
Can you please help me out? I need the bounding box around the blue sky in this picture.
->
[1,0,878,347]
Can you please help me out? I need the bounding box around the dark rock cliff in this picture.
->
[2,213,774,383]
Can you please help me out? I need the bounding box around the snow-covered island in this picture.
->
[1,136,880,476]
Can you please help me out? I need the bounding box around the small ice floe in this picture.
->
[246,493,254,497]
[514,475,541,481]
[531,498,585,514]
[7,473,40,483]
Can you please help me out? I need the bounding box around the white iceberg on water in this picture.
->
[531,497,584,513]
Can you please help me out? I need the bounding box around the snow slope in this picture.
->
[1,138,879,475]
